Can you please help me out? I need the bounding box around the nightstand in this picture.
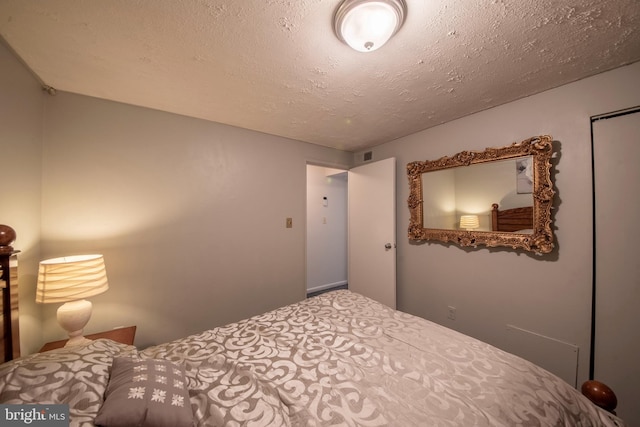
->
[39,326,136,353]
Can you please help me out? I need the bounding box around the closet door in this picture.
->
[592,109,640,425]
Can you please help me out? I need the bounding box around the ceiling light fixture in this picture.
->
[334,0,407,53]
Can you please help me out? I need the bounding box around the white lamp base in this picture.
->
[57,299,93,347]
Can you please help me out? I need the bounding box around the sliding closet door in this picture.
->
[592,109,640,426]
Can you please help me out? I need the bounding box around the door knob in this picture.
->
[385,243,393,250]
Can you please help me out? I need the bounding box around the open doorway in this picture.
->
[306,165,348,297]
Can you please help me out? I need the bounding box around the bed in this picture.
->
[491,203,534,233]
[0,289,626,427]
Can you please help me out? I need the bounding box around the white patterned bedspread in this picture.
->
[139,290,625,427]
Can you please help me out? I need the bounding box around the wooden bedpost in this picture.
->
[491,203,499,231]
[581,380,618,414]
[0,224,19,362]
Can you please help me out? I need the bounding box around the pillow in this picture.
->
[0,339,138,425]
[95,357,194,427]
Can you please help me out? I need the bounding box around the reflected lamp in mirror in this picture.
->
[36,254,109,347]
[460,215,480,231]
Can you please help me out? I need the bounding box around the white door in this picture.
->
[348,157,396,308]
[592,109,640,425]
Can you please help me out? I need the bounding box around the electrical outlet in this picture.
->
[286,217,293,228]
[447,305,456,320]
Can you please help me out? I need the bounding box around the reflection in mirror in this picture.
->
[407,136,555,254]
[422,156,533,231]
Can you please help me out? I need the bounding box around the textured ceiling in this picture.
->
[1,0,639,152]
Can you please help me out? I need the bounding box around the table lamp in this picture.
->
[460,215,480,231]
[36,254,109,347]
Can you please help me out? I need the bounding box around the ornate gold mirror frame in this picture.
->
[407,135,555,254]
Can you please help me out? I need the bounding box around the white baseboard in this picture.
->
[307,281,348,294]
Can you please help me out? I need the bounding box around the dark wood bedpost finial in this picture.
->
[0,225,16,254]
[581,380,618,414]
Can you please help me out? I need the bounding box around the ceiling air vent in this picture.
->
[364,151,373,161]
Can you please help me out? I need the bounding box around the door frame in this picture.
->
[304,157,397,305]
[304,161,351,297]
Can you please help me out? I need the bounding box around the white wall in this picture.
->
[306,166,348,293]
[35,92,353,350]
[357,61,640,386]
[0,40,44,354]
[0,43,354,353]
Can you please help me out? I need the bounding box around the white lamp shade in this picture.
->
[334,0,407,52]
[460,215,480,230]
[36,254,109,304]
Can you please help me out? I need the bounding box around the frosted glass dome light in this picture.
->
[334,0,407,52]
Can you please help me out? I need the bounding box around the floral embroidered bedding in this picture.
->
[0,290,626,426]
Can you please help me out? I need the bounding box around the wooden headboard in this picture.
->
[491,203,533,232]
[0,224,20,363]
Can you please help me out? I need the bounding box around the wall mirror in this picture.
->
[407,135,555,254]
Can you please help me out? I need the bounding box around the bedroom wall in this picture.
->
[0,40,44,354]
[3,33,352,354]
[357,61,640,386]
[33,92,353,351]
